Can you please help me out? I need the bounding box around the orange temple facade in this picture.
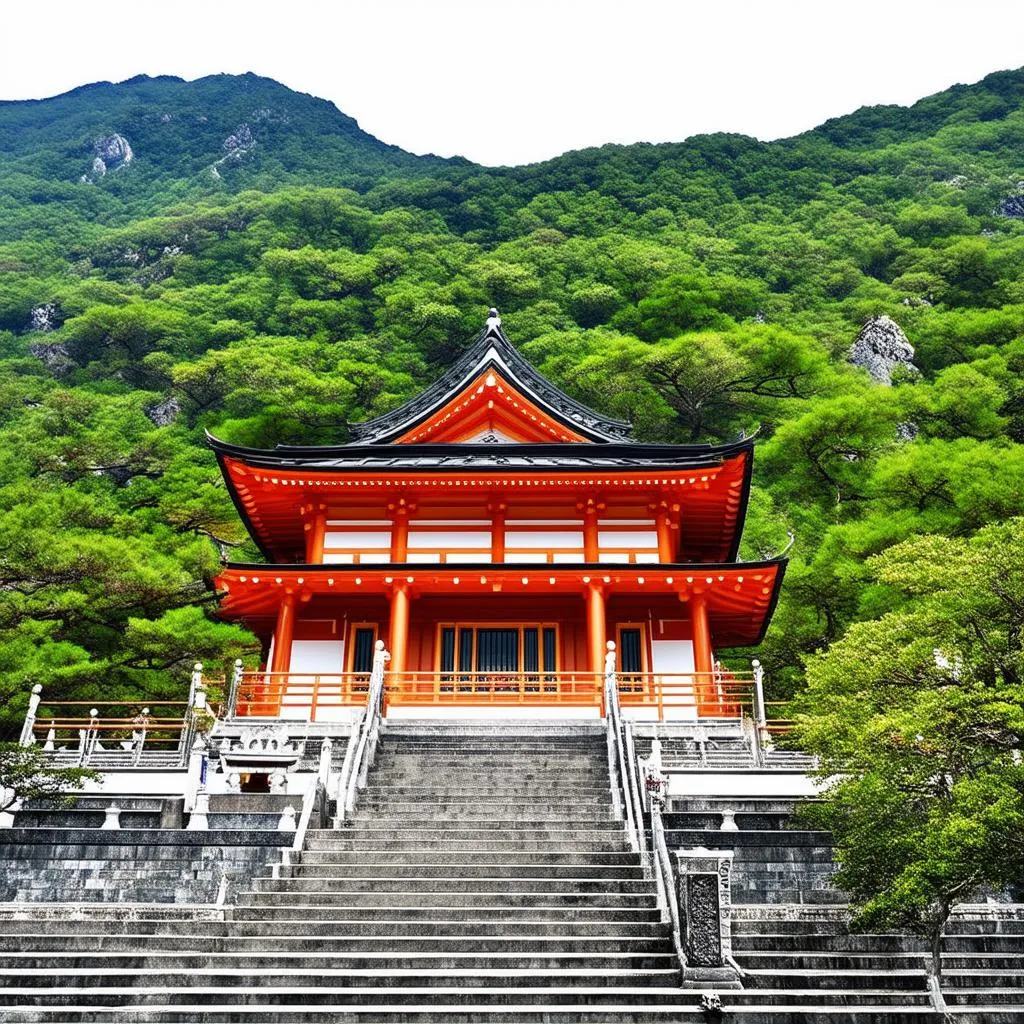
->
[211,314,785,721]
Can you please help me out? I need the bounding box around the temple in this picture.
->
[209,311,785,721]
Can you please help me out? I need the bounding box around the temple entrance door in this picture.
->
[475,628,519,673]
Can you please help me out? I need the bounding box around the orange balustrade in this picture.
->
[32,700,192,752]
[616,671,756,721]
[234,672,371,718]
[384,671,605,712]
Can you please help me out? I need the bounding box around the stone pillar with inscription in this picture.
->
[675,846,741,988]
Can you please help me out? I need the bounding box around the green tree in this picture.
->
[793,520,1024,983]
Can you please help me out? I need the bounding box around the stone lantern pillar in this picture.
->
[675,846,740,987]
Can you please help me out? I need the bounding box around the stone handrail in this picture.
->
[603,643,642,860]
[341,642,389,820]
[652,798,687,972]
[622,720,650,873]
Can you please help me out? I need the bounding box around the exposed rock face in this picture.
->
[28,303,61,333]
[28,341,74,376]
[80,134,133,182]
[145,396,182,427]
[996,183,1024,218]
[223,124,254,152]
[849,316,919,385]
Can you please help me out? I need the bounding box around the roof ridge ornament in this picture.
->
[485,307,502,335]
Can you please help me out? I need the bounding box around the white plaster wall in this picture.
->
[667,771,822,799]
[650,640,698,721]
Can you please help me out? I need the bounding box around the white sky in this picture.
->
[3,0,1024,166]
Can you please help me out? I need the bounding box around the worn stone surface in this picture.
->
[849,315,919,385]
[996,182,1024,218]
[80,133,133,182]
[27,341,74,376]
[145,395,182,427]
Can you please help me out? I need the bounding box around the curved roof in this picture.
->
[344,319,634,444]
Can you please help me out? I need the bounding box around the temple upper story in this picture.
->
[209,312,785,721]
[208,314,756,568]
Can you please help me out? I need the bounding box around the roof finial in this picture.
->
[485,307,501,333]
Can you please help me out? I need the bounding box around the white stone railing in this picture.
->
[337,641,389,824]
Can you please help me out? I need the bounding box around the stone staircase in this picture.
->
[0,722,707,1022]
[1,721,1022,1022]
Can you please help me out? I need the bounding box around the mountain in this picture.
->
[0,73,464,218]
[0,67,1023,734]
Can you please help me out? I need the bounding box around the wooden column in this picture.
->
[271,592,296,674]
[691,590,713,715]
[651,497,680,563]
[585,582,607,678]
[388,582,411,677]
[389,497,415,563]
[489,495,507,563]
[581,497,603,563]
[303,503,328,563]
[656,515,674,563]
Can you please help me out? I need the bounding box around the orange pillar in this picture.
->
[583,502,600,562]
[691,591,713,714]
[391,509,409,562]
[656,514,674,563]
[490,497,506,563]
[585,581,606,682]
[305,507,327,563]
[270,592,296,715]
[388,583,410,678]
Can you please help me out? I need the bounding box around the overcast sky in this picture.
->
[3,0,1024,166]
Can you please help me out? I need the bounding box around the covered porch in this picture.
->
[216,563,782,722]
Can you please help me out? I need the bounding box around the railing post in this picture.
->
[19,684,43,747]
[188,662,204,708]
[79,708,99,766]
[227,659,243,718]
[752,659,771,755]
[604,641,623,821]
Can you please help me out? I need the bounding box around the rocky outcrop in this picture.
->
[145,396,182,427]
[80,133,133,183]
[28,341,74,376]
[209,123,256,180]
[996,183,1024,218]
[28,303,61,333]
[223,124,254,152]
[849,315,919,385]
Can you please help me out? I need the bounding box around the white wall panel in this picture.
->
[323,553,354,564]
[325,530,391,548]
[408,530,490,548]
[598,530,658,548]
[407,552,441,563]
[505,530,584,548]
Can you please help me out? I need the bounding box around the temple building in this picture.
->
[209,312,785,720]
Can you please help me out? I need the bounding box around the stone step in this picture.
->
[0,968,681,990]
[0,918,671,939]
[0,950,677,970]
[227,905,664,923]
[346,808,617,821]
[254,877,656,895]
[285,863,645,880]
[325,821,623,833]
[0,985,705,1008]
[237,890,658,909]
[296,850,641,867]
[308,838,633,852]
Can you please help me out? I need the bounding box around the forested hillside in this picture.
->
[1,69,1023,732]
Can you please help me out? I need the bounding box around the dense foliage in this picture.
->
[1,70,1023,735]
[794,520,1024,969]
